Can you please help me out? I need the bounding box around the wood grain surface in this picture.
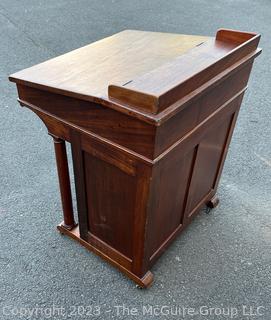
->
[9,29,261,287]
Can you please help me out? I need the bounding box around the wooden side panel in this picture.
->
[155,61,253,157]
[147,148,196,256]
[71,130,152,273]
[148,94,243,264]
[84,153,136,259]
[184,115,233,219]
[17,85,156,159]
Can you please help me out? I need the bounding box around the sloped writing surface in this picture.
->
[108,29,261,114]
[9,30,208,104]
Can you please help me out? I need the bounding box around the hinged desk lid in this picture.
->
[9,30,208,105]
[108,29,261,114]
[9,29,261,118]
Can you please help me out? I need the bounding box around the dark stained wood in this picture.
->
[144,92,245,264]
[52,136,77,230]
[70,131,89,240]
[108,30,260,114]
[154,61,253,157]
[9,30,208,121]
[84,152,136,259]
[57,224,154,288]
[216,28,257,43]
[206,196,220,209]
[9,29,261,287]
[146,148,197,256]
[131,164,153,277]
[16,84,156,159]
[183,114,234,218]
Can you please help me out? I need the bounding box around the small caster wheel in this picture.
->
[206,196,219,210]
[57,225,65,234]
[136,284,144,289]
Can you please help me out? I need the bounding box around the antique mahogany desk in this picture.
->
[9,29,261,287]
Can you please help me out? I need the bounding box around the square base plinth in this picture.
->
[57,223,154,288]
[56,194,219,288]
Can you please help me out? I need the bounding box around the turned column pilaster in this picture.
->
[52,136,77,230]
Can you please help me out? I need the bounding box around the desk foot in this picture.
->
[136,271,154,288]
[57,223,154,288]
[206,195,220,209]
[57,221,78,232]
